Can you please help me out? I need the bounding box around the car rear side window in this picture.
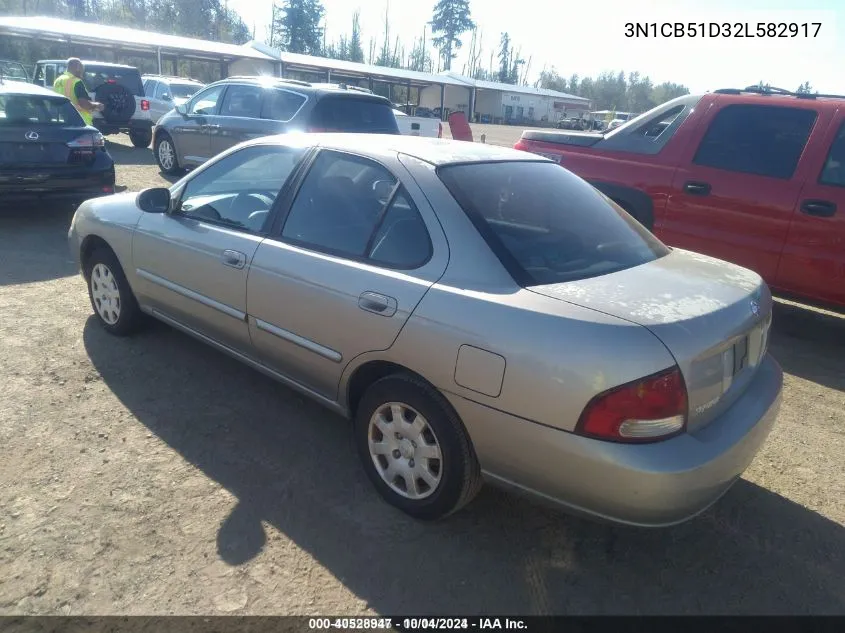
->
[439,161,669,286]
[281,150,431,268]
[309,96,399,133]
[219,84,263,118]
[261,88,307,122]
[819,122,845,187]
[693,104,817,179]
[0,95,84,126]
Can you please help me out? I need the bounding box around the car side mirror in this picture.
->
[175,103,187,115]
[162,93,172,101]
[137,187,171,213]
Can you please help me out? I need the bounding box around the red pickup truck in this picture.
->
[514,87,845,310]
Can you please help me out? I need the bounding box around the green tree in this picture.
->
[497,32,510,83]
[430,0,474,71]
[650,81,690,105]
[796,81,813,94]
[270,0,324,54]
[348,10,364,62]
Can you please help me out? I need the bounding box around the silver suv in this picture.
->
[141,75,205,124]
[33,60,153,147]
[152,76,399,174]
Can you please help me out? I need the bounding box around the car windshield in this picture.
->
[0,94,84,126]
[169,82,200,99]
[438,161,670,285]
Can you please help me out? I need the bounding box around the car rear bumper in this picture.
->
[447,354,783,527]
[0,163,115,204]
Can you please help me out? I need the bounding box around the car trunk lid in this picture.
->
[0,126,91,166]
[529,248,773,433]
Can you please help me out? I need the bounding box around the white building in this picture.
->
[0,16,591,124]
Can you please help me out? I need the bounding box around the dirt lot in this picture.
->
[1,133,843,617]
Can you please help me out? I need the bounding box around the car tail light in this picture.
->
[575,366,688,443]
[67,132,105,150]
[438,122,443,138]
[106,79,116,84]
[141,99,150,111]
[514,140,528,151]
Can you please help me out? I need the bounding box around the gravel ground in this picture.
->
[0,133,843,617]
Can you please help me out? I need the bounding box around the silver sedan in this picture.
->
[68,134,783,526]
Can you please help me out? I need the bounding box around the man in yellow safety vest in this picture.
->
[53,58,103,126]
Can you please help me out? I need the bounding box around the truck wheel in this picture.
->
[129,128,152,148]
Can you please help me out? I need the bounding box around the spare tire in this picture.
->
[95,83,136,125]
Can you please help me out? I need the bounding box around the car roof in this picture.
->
[251,133,546,167]
[0,80,68,98]
[215,76,391,101]
[142,75,203,84]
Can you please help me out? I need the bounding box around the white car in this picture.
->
[141,75,205,124]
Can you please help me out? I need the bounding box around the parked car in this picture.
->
[0,59,29,83]
[152,77,399,175]
[69,134,782,525]
[515,87,845,311]
[32,60,153,148]
[141,74,205,124]
[393,108,442,137]
[0,81,114,204]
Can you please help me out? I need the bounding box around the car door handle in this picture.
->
[683,181,711,196]
[221,249,246,269]
[800,199,837,217]
[358,291,397,317]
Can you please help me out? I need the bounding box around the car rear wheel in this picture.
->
[155,133,180,174]
[354,374,483,520]
[84,247,144,336]
[130,128,152,148]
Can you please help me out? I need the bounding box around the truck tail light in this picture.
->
[141,99,150,111]
[575,367,688,443]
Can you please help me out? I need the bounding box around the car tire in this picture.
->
[84,247,144,337]
[354,373,483,520]
[95,83,136,125]
[154,132,181,174]
[129,128,152,148]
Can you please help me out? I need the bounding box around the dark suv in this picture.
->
[33,60,153,147]
[152,76,399,174]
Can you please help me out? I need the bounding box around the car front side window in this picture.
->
[188,85,225,116]
[176,144,306,233]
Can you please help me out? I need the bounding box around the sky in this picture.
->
[234,0,842,94]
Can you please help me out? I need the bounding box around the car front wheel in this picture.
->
[154,132,181,174]
[84,247,144,336]
[354,374,483,520]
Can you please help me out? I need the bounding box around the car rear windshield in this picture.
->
[0,94,84,126]
[84,66,144,96]
[310,96,399,133]
[438,161,670,286]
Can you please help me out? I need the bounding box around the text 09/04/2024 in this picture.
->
[624,22,822,38]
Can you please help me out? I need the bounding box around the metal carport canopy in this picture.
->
[0,16,276,65]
